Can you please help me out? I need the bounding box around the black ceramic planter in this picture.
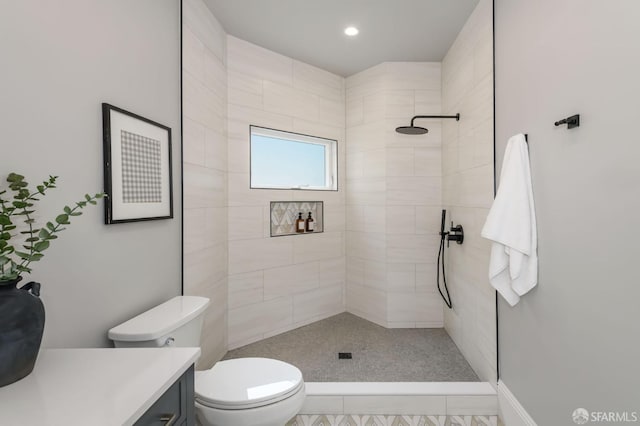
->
[0,277,45,387]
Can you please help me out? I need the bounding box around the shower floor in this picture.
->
[223,313,479,382]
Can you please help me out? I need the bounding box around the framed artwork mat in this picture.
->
[102,103,173,224]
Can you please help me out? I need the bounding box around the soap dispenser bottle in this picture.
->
[296,212,305,233]
[305,211,315,232]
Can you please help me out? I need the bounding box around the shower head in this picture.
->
[395,125,428,135]
[395,114,461,135]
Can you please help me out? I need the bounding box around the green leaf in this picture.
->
[15,251,31,260]
[76,201,87,208]
[45,235,58,240]
[25,237,39,243]
[89,200,97,205]
[6,173,24,183]
[0,232,10,240]
[33,241,50,252]
[3,225,16,231]
[0,215,11,226]
[46,222,55,231]
[85,194,91,201]
[39,229,50,239]
[64,206,72,214]
[15,265,32,273]
[12,201,27,209]
[0,256,9,267]
[37,185,45,194]
[55,214,69,224]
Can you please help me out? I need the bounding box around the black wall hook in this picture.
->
[555,114,580,129]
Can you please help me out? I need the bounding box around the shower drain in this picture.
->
[338,352,352,359]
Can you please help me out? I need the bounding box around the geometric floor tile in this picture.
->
[286,415,500,426]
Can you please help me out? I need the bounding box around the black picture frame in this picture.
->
[102,103,173,224]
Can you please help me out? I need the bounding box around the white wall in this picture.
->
[495,0,640,423]
[182,0,228,368]
[441,0,496,383]
[0,0,182,347]
[345,62,444,327]
[226,36,346,349]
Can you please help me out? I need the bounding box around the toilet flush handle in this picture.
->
[163,337,175,347]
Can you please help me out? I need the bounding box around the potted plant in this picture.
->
[0,173,103,387]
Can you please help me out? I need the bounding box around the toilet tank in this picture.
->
[108,296,210,348]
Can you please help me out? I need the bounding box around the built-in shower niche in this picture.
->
[270,201,323,237]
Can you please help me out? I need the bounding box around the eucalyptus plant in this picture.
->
[0,173,104,282]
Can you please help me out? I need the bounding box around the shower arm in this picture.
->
[410,114,460,126]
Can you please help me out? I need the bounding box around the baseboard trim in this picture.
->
[497,380,537,426]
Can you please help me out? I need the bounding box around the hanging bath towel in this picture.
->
[481,133,538,306]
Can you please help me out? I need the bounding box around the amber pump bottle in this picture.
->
[305,212,315,232]
[295,212,305,233]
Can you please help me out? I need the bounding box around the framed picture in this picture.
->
[102,103,173,224]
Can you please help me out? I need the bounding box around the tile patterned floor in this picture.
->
[286,415,502,426]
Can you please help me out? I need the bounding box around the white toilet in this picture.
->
[108,296,306,426]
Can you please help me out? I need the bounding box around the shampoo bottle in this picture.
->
[305,211,315,232]
[296,212,305,233]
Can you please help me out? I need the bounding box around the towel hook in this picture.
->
[554,114,580,129]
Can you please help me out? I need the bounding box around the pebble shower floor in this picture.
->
[286,415,501,426]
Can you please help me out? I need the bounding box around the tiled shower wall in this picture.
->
[226,36,346,349]
[345,63,445,327]
[182,0,228,367]
[182,0,495,373]
[441,0,496,383]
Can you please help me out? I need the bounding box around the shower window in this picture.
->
[250,126,337,191]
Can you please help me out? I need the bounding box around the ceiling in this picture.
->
[203,0,480,77]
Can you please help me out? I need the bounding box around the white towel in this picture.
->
[481,133,538,306]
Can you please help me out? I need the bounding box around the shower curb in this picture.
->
[300,382,498,415]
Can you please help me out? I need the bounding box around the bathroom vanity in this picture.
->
[0,347,200,425]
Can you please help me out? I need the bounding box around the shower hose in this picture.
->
[437,232,453,309]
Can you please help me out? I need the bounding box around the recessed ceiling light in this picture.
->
[344,26,359,36]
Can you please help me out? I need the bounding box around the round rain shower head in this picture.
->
[395,126,429,135]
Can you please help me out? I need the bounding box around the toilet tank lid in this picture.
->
[108,296,210,342]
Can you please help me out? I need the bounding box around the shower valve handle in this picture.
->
[447,223,464,246]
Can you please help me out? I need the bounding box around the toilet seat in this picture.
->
[195,358,304,410]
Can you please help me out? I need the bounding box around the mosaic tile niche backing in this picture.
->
[270,201,324,236]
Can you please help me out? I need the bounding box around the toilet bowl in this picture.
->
[194,357,305,426]
[108,296,305,426]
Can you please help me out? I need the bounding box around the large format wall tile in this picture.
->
[345,62,444,327]
[182,0,228,368]
[225,37,346,345]
[441,0,496,383]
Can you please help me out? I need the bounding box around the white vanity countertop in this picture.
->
[0,347,200,426]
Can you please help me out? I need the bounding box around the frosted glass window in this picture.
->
[250,126,337,191]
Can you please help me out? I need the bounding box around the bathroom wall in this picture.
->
[345,62,444,327]
[182,0,228,367]
[225,36,346,349]
[0,0,181,347]
[441,0,496,383]
[495,0,640,423]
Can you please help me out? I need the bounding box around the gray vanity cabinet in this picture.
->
[135,365,195,426]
